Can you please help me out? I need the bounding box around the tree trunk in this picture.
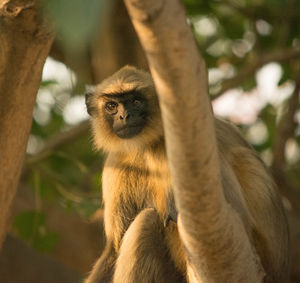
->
[0,0,53,248]
[123,0,263,281]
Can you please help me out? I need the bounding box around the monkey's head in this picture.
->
[86,66,164,153]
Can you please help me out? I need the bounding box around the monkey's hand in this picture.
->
[164,210,178,227]
[164,193,178,227]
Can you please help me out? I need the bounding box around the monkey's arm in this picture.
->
[84,240,116,283]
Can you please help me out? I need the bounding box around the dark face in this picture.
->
[102,91,148,139]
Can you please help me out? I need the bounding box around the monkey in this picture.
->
[84,65,290,283]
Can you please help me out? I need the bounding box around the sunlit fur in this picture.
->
[85,66,290,283]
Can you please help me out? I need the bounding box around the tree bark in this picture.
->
[0,0,53,248]
[123,0,263,281]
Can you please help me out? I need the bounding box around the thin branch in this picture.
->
[221,0,264,21]
[28,164,99,200]
[270,73,300,211]
[211,46,300,100]
[272,166,300,213]
[26,120,90,166]
[272,77,300,168]
[277,0,297,46]
[221,0,299,25]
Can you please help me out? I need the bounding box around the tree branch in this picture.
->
[272,76,300,168]
[221,0,265,21]
[123,0,263,281]
[271,73,300,211]
[211,46,300,99]
[0,0,54,248]
[26,120,90,166]
[221,0,299,26]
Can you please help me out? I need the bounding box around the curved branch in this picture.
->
[222,0,267,21]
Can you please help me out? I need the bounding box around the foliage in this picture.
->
[42,0,111,52]
[13,211,59,253]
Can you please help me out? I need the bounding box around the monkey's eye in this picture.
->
[133,99,142,107]
[105,101,118,112]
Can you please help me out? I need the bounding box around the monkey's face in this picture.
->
[85,66,164,153]
[102,91,148,139]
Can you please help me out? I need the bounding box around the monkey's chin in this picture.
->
[115,125,144,139]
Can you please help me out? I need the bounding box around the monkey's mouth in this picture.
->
[115,123,145,139]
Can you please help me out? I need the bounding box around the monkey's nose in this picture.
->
[119,113,130,120]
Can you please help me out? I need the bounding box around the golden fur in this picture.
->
[85,66,290,283]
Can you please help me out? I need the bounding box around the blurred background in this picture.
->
[1,0,300,282]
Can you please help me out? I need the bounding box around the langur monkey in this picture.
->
[85,66,290,283]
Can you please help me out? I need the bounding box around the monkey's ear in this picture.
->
[85,92,96,116]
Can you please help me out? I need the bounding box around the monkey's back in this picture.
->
[215,118,290,282]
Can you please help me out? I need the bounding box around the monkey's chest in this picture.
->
[120,167,170,215]
[106,156,171,217]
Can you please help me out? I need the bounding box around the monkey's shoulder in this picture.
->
[215,118,251,150]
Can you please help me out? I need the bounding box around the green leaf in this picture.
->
[278,65,293,86]
[241,76,256,91]
[33,232,60,253]
[13,211,60,253]
[13,211,45,240]
[258,104,277,150]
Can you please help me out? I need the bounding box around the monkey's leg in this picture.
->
[113,208,186,283]
[84,240,116,283]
